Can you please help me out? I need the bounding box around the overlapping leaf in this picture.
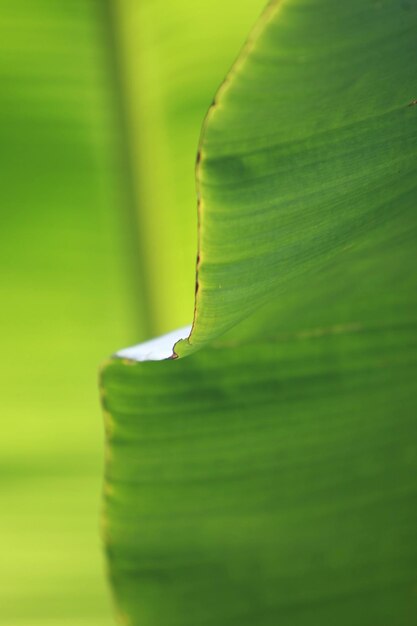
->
[101,1,417,624]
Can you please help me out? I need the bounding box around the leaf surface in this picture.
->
[177,0,417,354]
[101,1,417,624]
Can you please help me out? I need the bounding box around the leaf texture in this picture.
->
[101,1,417,624]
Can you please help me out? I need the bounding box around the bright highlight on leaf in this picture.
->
[101,0,417,624]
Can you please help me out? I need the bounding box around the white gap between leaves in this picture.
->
[115,325,192,362]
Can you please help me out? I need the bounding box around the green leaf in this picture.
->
[107,0,266,335]
[101,0,417,625]
[0,2,131,623]
[176,0,417,355]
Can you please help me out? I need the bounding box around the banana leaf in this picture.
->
[101,0,417,624]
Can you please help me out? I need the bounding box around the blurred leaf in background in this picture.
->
[0,1,134,624]
[0,0,265,623]
[106,0,267,333]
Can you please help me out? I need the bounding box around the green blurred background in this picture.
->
[0,1,264,623]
